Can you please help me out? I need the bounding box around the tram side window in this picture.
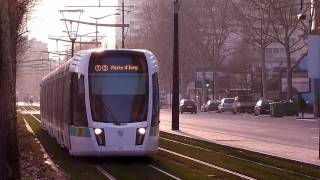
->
[54,79,58,127]
[151,73,160,127]
[45,84,48,120]
[72,74,88,126]
[49,82,53,124]
[63,74,72,125]
[57,78,64,128]
[40,86,43,118]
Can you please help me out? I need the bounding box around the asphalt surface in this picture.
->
[160,110,319,150]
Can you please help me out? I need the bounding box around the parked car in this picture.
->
[179,99,197,114]
[232,96,256,113]
[254,99,273,116]
[203,100,220,112]
[218,98,235,113]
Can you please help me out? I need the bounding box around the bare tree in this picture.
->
[184,0,235,99]
[128,0,174,93]
[129,0,235,100]
[233,0,274,98]
[267,0,307,100]
[0,0,35,178]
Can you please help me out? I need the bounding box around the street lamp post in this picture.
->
[71,38,76,57]
[172,0,182,131]
[90,13,120,48]
[206,82,210,101]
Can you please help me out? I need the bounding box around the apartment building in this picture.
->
[16,38,56,102]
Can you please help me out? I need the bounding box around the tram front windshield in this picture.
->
[89,51,149,123]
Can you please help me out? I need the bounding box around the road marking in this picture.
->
[159,147,256,180]
[310,128,319,130]
[160,137,212,152]
[296,119,317,122]
[95,165,117,180]
[148,164,182,180]
[312,136,319,139]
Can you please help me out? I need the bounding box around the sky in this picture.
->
[27,0,119,57]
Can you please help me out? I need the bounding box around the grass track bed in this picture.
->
[99,157,173,180]
[23,114,237,180]
[23,113,318,180]
[150,151,238,179]
[160,132,320,180]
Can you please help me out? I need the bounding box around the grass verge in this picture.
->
[23,114,105,180]
[160,132,320,180]
[17,113,60,179]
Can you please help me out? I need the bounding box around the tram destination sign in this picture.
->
[89,52,148,74]
[94,64,139,72]
[89,61,146,74]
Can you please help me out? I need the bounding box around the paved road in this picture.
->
[160,110,320,165]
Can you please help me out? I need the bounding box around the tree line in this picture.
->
[127,0,309,100]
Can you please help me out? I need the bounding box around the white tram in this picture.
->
[40,49,160,156]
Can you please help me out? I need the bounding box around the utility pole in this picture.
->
[172,0,181,130]
[95,19,98,48]
[122,0,125,48]
[71,38,76,57]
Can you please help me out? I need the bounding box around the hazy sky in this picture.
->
[28,0,119,54]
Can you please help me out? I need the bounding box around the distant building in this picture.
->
[16,38,57,102]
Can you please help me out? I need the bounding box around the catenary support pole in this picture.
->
[122,0,125,48]
[172,0,180,130]
[71,39,75,57]
[96,19,98,48]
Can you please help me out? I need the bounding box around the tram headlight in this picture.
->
[94,128,105,146]
[94,128,103,135]
[138,127,146,135]
[136,127,146,145]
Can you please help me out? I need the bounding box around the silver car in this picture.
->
[218,98,235,113]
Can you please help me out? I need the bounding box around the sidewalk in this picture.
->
[160,120,320,166]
